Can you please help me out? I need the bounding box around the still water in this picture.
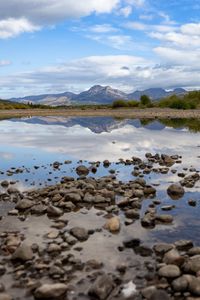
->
[0,116,200,243]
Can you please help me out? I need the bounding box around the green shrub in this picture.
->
[140,95,151,107]
[112,99,129,108]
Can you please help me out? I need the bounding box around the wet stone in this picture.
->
[88,274,115,300]
[158,265,181,278]
[70,227,89,241]
[34,283,68,299]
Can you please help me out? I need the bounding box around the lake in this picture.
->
[1,115,200,299]
[0,116,200,243]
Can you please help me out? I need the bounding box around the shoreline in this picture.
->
[0,107,200,119]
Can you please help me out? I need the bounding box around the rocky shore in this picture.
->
[0,153,200,299]
[1,108,200,119]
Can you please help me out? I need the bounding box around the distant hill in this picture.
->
[8,85,187,106]
[129,88,186,101]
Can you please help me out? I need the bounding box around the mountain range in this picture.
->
[9,85,187,106]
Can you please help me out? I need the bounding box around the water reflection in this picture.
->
[0,116,200,244]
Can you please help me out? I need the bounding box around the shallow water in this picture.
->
[0,115,200,244]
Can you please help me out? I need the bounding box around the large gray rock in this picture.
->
[12,242,33,261]
[34,283,67,299]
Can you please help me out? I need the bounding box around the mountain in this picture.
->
[10,91,76,106]
[128,88,186,101]
[75,85,128,104]
[8,85,187,106]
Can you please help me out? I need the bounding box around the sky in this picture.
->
[0,0,200,98]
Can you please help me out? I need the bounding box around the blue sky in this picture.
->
[0,0,200,98]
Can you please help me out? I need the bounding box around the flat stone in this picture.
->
[15,199,34,210]
[153,243,174,255]
[34,283,67,299]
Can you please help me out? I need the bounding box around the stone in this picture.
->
[46,230,59,239]
[47,244,61,253]
[12,242,33,261]
[188,199,197,207]
[183,255,200,273]
[34,283,68,299]
[76,165,89,176]
[149,290,170,300]
[0,265,6,276]
[158,265,181,278]
[0,294,12,300]
[163,249,184,266]
[88,274,115,300]
[189,278,200,296]
[104,217,120,233]
[70,227,89,241]
[153,243,174,255]
[123,238,140,248]
[172,276,188,292]
[65,193,81,203]
[156,214,173,224]
[47,205,63,217]
[167,184,185,199]
[141,213,155,228]
[141,286,157,299]
[188,247,200,256]
[1,180,9,187]
[125,209,140,219]
[15,199,34,210]
[175,240,193,251]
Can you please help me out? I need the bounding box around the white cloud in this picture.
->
[181,23,200,35]
[0,60,11,66]
[0,0,120,24]
[0,18,40,38]
[119,6,133,17]
[125,21,177,32]
[89,24,118,33]
[154,47,200,67]
[86,34,134,50]
[125,0,145,7]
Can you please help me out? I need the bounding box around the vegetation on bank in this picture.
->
[112,90,200,110]
[0,99,53,110]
